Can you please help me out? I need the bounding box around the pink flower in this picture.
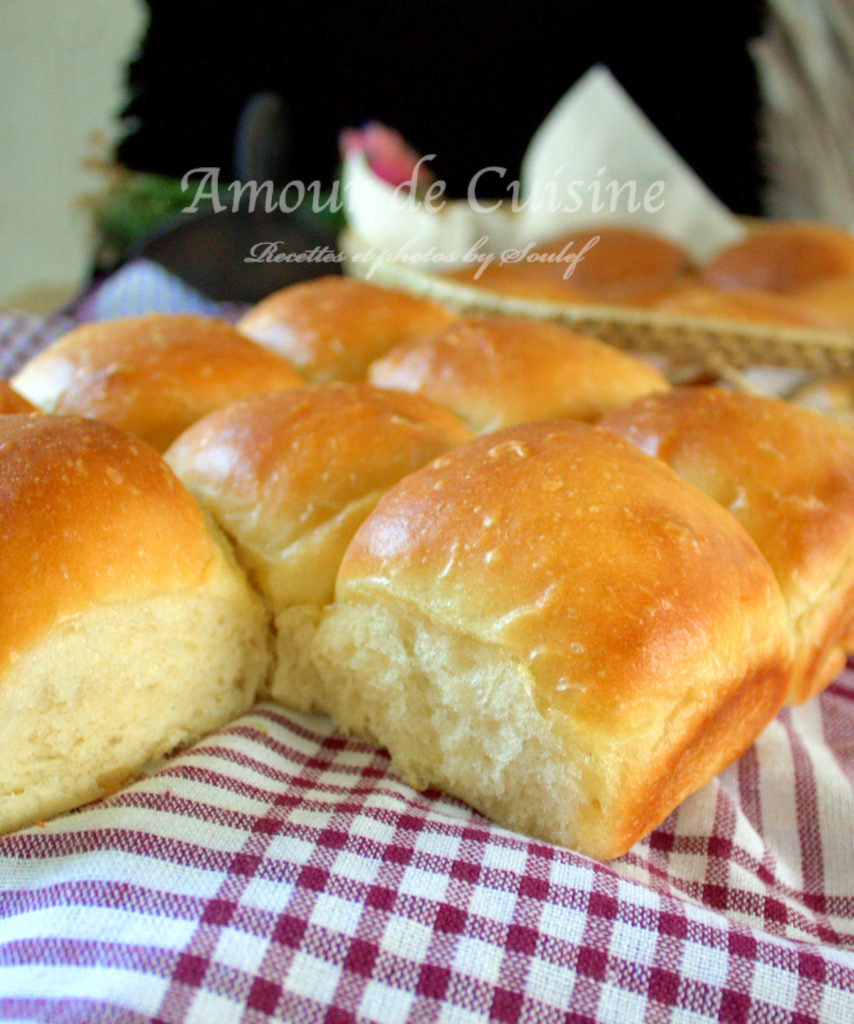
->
[339,122,434,190]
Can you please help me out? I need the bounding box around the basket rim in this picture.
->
[340,230,854,374]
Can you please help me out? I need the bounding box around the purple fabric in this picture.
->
[1,692,853,1023]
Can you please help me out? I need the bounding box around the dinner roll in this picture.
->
[367,316,670,433]
[0,415,269,834]
[704,222,854,293]
[312,421,791,859]
[165,384,470,711]
[237,275,456,382]
[0,380,36,414]
[531,225,692,291]
[12,313,304,452]
[602,388,854,703]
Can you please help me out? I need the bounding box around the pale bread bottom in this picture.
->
[267,604,326,712]
[312,599,583,850]
[0,579,269,834]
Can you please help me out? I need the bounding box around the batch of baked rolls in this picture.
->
[3,218,854,861]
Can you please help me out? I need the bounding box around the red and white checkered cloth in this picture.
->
[1,269,853,1022]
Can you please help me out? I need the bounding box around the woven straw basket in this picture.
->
[341,231,854,385]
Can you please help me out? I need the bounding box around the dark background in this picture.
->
[117,0,766,214]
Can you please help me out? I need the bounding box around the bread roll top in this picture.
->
[237,275,456,382]
[12,313,304,452]
[0,414,224,673]
[602,387,854,701]
[368,316,670,433]
[166,383,471,607]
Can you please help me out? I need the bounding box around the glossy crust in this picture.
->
[368,316,670,433]
[602,387,854,702]
[317,420,791,859]
[0,381,36,414]
[237,275,456,382]
[704,222,854,293]
[166,383,471,606]
[0,415,213,672]
[12,314,304,451]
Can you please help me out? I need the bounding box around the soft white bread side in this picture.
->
[236,276,456,382]
[367,316,670,433]
[0,415,270,834]
[165,384,471,711]
[602,387,854,704]
[312,421,792,859]
[12,313,304,452]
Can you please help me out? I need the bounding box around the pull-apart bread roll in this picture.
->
[237,276,455,382]
[12,313,304,452]
[602,388,854,704]
[367,316,670,433]
[0,381,36,414]
[531,225,693,291]
[0,415,269,834]
[312,421,791,859]
[165,384,470,711]
[704,222,854,293]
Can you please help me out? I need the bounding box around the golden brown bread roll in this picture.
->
[602,388,854,703]
[703,222,854,293]
[651,283,836,328]
[532,225,692,291]
[367,316,670,433]
[12,313,304,452]
[165,384,470,711]
[312,421,791,859]
[0,380,36,414]
[0,414,269,834]
[237,275,456,382]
